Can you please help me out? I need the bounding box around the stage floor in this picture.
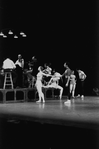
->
[0,96,99,129]
[0,96,99,149]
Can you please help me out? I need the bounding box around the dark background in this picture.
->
[0,1,99,95]
[0,2,99,149]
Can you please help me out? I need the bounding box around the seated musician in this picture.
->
[2,58,16,70]
[2,58,16,88]
[45,70,63,99]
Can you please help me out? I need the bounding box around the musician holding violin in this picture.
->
[15,54,24,88]
[15,54,24,69]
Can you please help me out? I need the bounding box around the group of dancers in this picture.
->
[36,65,63,103]
[35,62,86,103]
[1,54,87,103]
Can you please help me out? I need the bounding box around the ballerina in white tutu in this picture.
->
[46,70,63,99]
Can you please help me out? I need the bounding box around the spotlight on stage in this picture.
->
[3,35,7,38]
[0,32,4,36]
[22,34,27,37]
[14,35,18,38]
[0,29,27,38]
[8,30,13,35]
[20,32,27,37]
[20,32,25,35]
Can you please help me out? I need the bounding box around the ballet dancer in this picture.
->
[35,66,51,103]
[46,70,63,99]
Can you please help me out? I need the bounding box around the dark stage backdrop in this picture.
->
[0,1,99,95]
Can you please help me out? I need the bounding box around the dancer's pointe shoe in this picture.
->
[42,100,45,103]
[36,100,41,103]
[64,99,71,104]
[77,94,80,98]
[81,95,84,100]
[81,95,84,98]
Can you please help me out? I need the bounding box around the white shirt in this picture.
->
[78,70,86,81]
[2,58,16,69]
[15,59,24,68]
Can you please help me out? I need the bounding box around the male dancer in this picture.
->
[63,62,72,77]
[63,62,72,97]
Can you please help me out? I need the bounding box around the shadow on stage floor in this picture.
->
[0,96,99,149]
[0,118,99,149]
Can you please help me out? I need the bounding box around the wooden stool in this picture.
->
[3,69,13,89]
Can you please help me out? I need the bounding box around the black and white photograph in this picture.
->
[0,1,99,149]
